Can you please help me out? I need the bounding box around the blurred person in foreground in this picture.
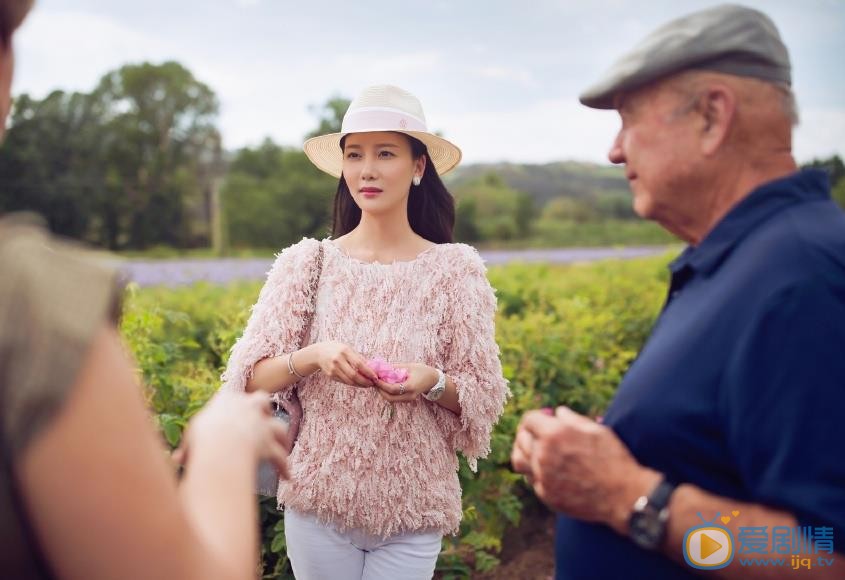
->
[511,4,845,579]
[0,1,289,578]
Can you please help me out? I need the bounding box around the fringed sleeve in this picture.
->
[432,245,510,471]
[220,238,321,394]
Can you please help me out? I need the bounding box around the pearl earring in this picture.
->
[412,175,422,186]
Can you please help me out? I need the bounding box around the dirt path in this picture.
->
[477,506,556,580]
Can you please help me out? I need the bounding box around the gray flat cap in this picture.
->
[580,4,791,109]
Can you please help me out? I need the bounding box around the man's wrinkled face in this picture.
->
[607,81,702,223]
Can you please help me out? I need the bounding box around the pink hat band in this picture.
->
[341,107,428,134]
[303,84,462,178]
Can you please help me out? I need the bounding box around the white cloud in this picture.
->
[14,10,175,97]
[794,108,845,162]
[438,99,844,166]
[474,66,537,88]
[438,98,620,164]
[210,50,448,150]
[330,51,443,81]
[8,0,844,165]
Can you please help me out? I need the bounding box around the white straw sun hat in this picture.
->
[303,84,462,178]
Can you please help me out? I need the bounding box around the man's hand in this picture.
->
[511,406,660,534]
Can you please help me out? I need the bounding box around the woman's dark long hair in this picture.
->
[331,134,455,244]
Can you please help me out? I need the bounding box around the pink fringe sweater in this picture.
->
[221,238,509,537]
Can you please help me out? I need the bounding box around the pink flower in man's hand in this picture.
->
[366,357,409,384]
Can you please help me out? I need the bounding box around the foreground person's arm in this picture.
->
[18,326,288,580]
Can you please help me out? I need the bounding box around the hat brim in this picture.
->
[303,130,462,179]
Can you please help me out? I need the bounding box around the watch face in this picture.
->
[630,510,664,549]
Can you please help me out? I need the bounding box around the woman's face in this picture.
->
[342,131,425,216]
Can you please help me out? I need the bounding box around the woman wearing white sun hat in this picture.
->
[221,84,509,579]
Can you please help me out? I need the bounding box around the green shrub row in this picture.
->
[120,255,671,578]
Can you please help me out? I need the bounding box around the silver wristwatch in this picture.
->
[423,368,446,401]
[629,477,676,550]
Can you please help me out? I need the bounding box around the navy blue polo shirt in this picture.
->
[555,170,845,579]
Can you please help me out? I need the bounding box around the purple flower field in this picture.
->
[120,246,671,287]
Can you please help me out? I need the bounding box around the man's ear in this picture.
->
[699,84,736,156]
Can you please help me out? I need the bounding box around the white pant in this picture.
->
[284,508,442,580]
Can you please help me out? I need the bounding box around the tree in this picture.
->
[222,95,359,250]
[92,61,222,248]
[222,139,334,248]
[305,97,350,139]
[833,178,845,210]
[452,172,535,241]
[0,90,125,240]
[0,61,223,250]
[592,191,636,220]
[803,155,844,184]
[802,155,844,210]
[541,197,598,224]
[454,196,481,242]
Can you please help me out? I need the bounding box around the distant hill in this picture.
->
[445,161,629,208]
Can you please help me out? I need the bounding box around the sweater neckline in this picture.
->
[323,239,442,266]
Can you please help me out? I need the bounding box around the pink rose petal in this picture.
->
[365,357,409,384]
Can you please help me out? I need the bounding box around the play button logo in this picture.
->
[700,532,723,559]
[684,526,734,570]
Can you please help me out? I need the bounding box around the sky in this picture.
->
[13,0,845,165]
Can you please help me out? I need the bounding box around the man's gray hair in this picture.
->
[667,71,799,127]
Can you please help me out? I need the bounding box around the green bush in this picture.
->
[222,142,335,250]
[529,219,675,247]
[453,173,535,242]
[120,255,671,577]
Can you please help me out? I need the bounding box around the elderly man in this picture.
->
[512,4,845,579]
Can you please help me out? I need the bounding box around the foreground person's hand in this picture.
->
[174,390,290,480]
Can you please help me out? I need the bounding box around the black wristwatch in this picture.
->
[629,477,677,550]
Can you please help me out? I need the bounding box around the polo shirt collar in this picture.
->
[669,169,830,277]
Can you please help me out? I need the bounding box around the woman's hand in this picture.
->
[373,363,438,402]
[314,341,378,388]
[173,390,290,479]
